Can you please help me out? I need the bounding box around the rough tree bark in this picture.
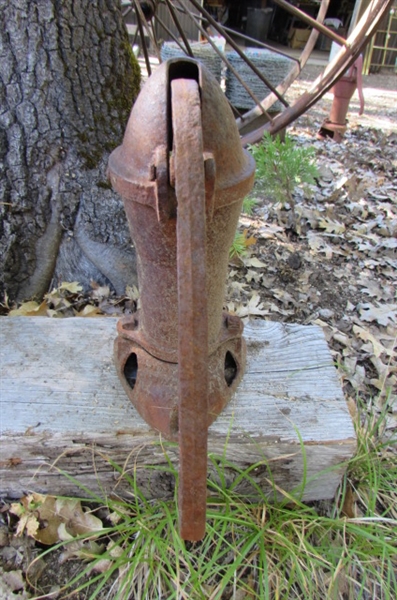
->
[0,0,140,301]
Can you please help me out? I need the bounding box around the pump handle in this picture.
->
[171,78,209,541]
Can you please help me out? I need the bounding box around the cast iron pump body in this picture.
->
[108,58,255,540]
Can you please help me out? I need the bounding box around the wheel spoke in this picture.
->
[221,24,300,64]
[133,0,162,63]
[241,0,394,143]
[164,0,194,58]
[155,12,190,55]
[133,0,152,75]
[236,0,330,133]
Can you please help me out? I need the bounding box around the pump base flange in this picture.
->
[114,312,246,441]
[318,119,348,142]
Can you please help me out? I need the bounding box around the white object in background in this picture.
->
[329,41,342,63]
[210,36,226,54]
[324,18,343,29]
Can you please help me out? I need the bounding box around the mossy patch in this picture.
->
[76,36,141,170]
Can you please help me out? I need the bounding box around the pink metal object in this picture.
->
[108,58,255,540]
[319,55,364,142]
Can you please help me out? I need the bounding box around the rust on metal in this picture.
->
[172,78,208,540]
[318,55,364,142]
[108,58,255,540]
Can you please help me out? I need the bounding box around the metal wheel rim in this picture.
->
[124,0,394,144]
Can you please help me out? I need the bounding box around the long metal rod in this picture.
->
[159,0,299,63]
[164,0,194,58]
[266,0,394,133]
[221,25,300,64]
[132,26,140,48]
[172,78,209,542]
[155,12,190,56]
[122,4,132,18]
[153,16,257,120]
[154,3,242,116]
[167,0,329,126]
[133,0,152,75]
[133,0,162,62]
[271,0,347,46]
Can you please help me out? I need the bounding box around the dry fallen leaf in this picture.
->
[341,482,356,518]
[245,269,262,283]
[10,494,103,545]
[358,303,397,327]
[59,538,105,564]
[318,218,346,235]
[74,304,103,317]
[353,325,396,358]
[307,231,333,259]
[90,283,111,300]
[126,285,140,301]
[2,569,26,592]
[59,281,83,293]
[230,280,249,295]
[242,256,267,268]
[8,300,48,317]
[234,292,268,317]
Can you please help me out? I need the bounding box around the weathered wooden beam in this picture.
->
[0,317,356,501]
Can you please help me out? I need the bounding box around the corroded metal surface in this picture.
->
[172,78,208,540]
[108,58,255,540]
[319,55,364,142]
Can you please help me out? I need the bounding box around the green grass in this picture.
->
[27,400,396,600]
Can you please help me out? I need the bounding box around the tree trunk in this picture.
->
[0,0,141,301]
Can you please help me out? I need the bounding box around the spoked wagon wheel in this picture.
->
[123,0,394,145]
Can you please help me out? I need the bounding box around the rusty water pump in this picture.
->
[319,54,364,142]
[108,58,255,540]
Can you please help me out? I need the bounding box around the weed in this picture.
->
[229,229,256,259]
[249,132,319,215]
[242,195,258,216]
[228,182,258,260]
[22,397,396,600]
[229,198,258,259]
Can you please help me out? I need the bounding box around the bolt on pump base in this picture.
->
[108,58,255,541]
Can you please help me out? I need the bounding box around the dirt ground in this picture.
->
[1,65,396,598]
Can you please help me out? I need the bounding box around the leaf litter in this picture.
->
[226,121,396,415]
[227,74,397,456]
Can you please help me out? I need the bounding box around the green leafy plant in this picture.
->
[229,197,258,259]
[242,195,258,216]
[249,132,319,213]
[20,397,397,600]
[229,229,256,259]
